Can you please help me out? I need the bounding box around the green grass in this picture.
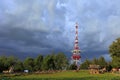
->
[0,70,120,80]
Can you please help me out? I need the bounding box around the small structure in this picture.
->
[111,68,119,73]
[9,66,14,73]
[24,70,29,73]
[88,64,101,74]
[3,66,14,74]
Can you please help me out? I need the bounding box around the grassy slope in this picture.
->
[1,70,120,80]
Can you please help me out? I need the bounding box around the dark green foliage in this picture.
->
[97,56,107,68]
[0,52,109,72]
[80,59,91,69]
[42,53,68,70]
[0,56,17,72]
[34,55,43,71]
[42,54,56,70]
[23,57,35,71]
[14,61,24,72]
[55,53,68,70]
[106,64,112,72]
[0,52,68,72]
[0,56,7,72]
[109,38,120,67]
[69,63,77,70]
[80,57,107,69]
[92,58,99,65]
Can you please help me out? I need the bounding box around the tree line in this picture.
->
[0,52,68,72]
[0,37,120,73]
[79,56,112,71]
[0,53,112,73]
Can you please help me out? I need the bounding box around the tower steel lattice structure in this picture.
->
[72,23,81,66]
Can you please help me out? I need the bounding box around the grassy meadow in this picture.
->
[0,70,120,80]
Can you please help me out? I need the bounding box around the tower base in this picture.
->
[71,59,81,71]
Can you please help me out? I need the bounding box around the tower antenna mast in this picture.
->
[72,22,81,70]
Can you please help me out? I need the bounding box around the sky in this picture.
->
[0,0,120,61]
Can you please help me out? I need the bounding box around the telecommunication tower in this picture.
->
[72,23,81,68]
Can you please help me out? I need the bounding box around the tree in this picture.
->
[80,59,91,69]
[109,38,120,67]
[55,53,68,70]
[42,54,55,70]
[34,55,43,71]
[98,56,107,68]
[42,53,68,71]
[0,56,7,72]
[0,56,17,72]
[106,64,112,72]
[92,58,99,65]
[23,57,35,71]
[14,61,24,72]
[6,56,18,66]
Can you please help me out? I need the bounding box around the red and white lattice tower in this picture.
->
[72,23,81,66]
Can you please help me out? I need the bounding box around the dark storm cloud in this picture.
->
[0,0,67,56]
